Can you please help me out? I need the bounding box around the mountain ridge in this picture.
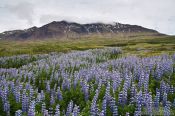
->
[0,20,163,40]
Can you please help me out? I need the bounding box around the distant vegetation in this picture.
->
[0,35,174,57]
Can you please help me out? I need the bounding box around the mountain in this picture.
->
[0,20,162,40]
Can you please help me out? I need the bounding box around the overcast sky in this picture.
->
[0,0,175,35]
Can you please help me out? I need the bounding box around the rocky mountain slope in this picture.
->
[0,21,161,40]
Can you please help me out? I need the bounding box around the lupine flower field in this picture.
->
[0,47,175,116]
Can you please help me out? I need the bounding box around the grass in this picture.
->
[0,35,175,57]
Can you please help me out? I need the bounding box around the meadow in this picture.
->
[0,35,175,57]
[0,35,175,116]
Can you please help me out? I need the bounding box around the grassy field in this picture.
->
[0,35,175,57]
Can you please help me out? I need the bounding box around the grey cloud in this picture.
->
[5,2,35,25]
[0,0,175,35]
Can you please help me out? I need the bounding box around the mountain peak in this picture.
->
[0,21,160,40]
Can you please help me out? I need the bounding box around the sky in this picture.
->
[0,0,175,35]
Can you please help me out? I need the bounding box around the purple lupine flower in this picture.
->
[57,87,63,101]
[22,90,29,112]
[72,104,79,116]
[15,110,22,116]
[55,104,60,116]
[41,103,46,114]
[66,100,73,116]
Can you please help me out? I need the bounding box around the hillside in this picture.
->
[0,21,162,40]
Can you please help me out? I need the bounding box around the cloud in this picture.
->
[5,2,35,25]
[0,0,175,35]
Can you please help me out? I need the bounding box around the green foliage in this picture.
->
[0,99,6,116]
[118,104,135,115]
[61,85,86,111]
[168,93,175,103]
[0,55,37,68]
[149,77,160,95]
[8,93,22,116]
